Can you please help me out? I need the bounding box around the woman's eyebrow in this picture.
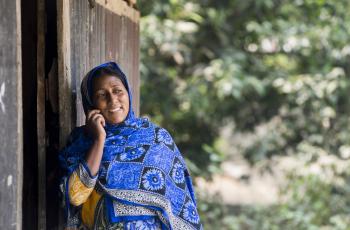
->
[94,89,106,93]
[109,83,123,87]
[94,84,123,92]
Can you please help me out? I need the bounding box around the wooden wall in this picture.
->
[57,0,140,148]
[0,0,140,229]
[0,0,23,229]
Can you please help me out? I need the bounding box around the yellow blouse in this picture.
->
[68,164,101,229]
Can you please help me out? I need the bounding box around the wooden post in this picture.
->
[37,0,46,228]
[57,0,73,148]
[0,0,23,229]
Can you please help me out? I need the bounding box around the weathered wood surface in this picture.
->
[37,0,46,229]
[58,0,140,148]
[57,0,73,148]
[0,0,23,229]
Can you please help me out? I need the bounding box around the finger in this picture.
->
[95,116,105,127]
[101,116,106,127]
[89,109,101,119]
[92,114,104,122]
[87,111,95,122]
[87,109,100,120]
[88,110,101,121]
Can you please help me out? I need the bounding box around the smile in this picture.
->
[108,107,122,113]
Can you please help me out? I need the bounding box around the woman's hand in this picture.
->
[86,109,106,141]
[85,110,106,176]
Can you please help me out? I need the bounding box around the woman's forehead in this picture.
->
[93,75,125,90]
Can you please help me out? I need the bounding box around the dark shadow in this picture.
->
[21,0,38,228]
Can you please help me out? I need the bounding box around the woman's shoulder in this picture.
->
[137,117,173,135]
[136,116,157,129]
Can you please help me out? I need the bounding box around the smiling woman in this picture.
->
[59,62,202,230]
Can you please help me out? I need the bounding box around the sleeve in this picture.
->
[68,162,98,206]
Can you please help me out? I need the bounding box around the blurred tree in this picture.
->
[138,0,350,171]
[138,0,350,228]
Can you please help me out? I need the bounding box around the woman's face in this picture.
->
[92,75,130,124]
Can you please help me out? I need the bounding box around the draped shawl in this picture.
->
[59,62,202,230]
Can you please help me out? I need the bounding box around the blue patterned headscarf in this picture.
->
[59,62,202,229]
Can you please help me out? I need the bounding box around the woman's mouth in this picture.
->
[108,107,122,113]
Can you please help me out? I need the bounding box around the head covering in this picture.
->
[59,62,202,229]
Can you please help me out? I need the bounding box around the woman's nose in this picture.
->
[107,91,118,103]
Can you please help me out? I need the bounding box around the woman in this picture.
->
[59,62,202,230]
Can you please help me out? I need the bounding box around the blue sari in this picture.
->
[59,62,202,230]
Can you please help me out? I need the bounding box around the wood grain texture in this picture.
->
[37,0,46,228]
[57,0,73,148]
[0,0,22,229]
[58,0,140,132]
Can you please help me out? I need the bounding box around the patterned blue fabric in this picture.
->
[126,217,162,229]
[59,62,202,230]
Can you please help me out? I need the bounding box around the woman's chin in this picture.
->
[103,110,127,125]
[106,116,126,125]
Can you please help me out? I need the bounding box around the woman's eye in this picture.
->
[113,89,122,94]
[97,93,106,98]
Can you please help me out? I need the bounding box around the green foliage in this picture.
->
[139,0,350,169]
[198,163,350,229]
[139,0,350,228]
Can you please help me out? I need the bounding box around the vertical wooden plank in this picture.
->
[71,0,82,126]
[88,4,97,68]
[78,0,90,126]
[69,0,90,126]
[124,12,131,88]
[122,6,140,115]
[113,12,122,63]
[57,0,73,148]
[129,15,135,111]
[93,5,100,65]
[37,0,46,228]
[119,1,128,74]
[105,10,113,61]
[16,1,23,229]
[99,4,106,63]
[82,0,90,76]
[132,10,140,116]
[0,0,22,229]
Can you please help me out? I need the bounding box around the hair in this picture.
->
[91,66,126,88]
